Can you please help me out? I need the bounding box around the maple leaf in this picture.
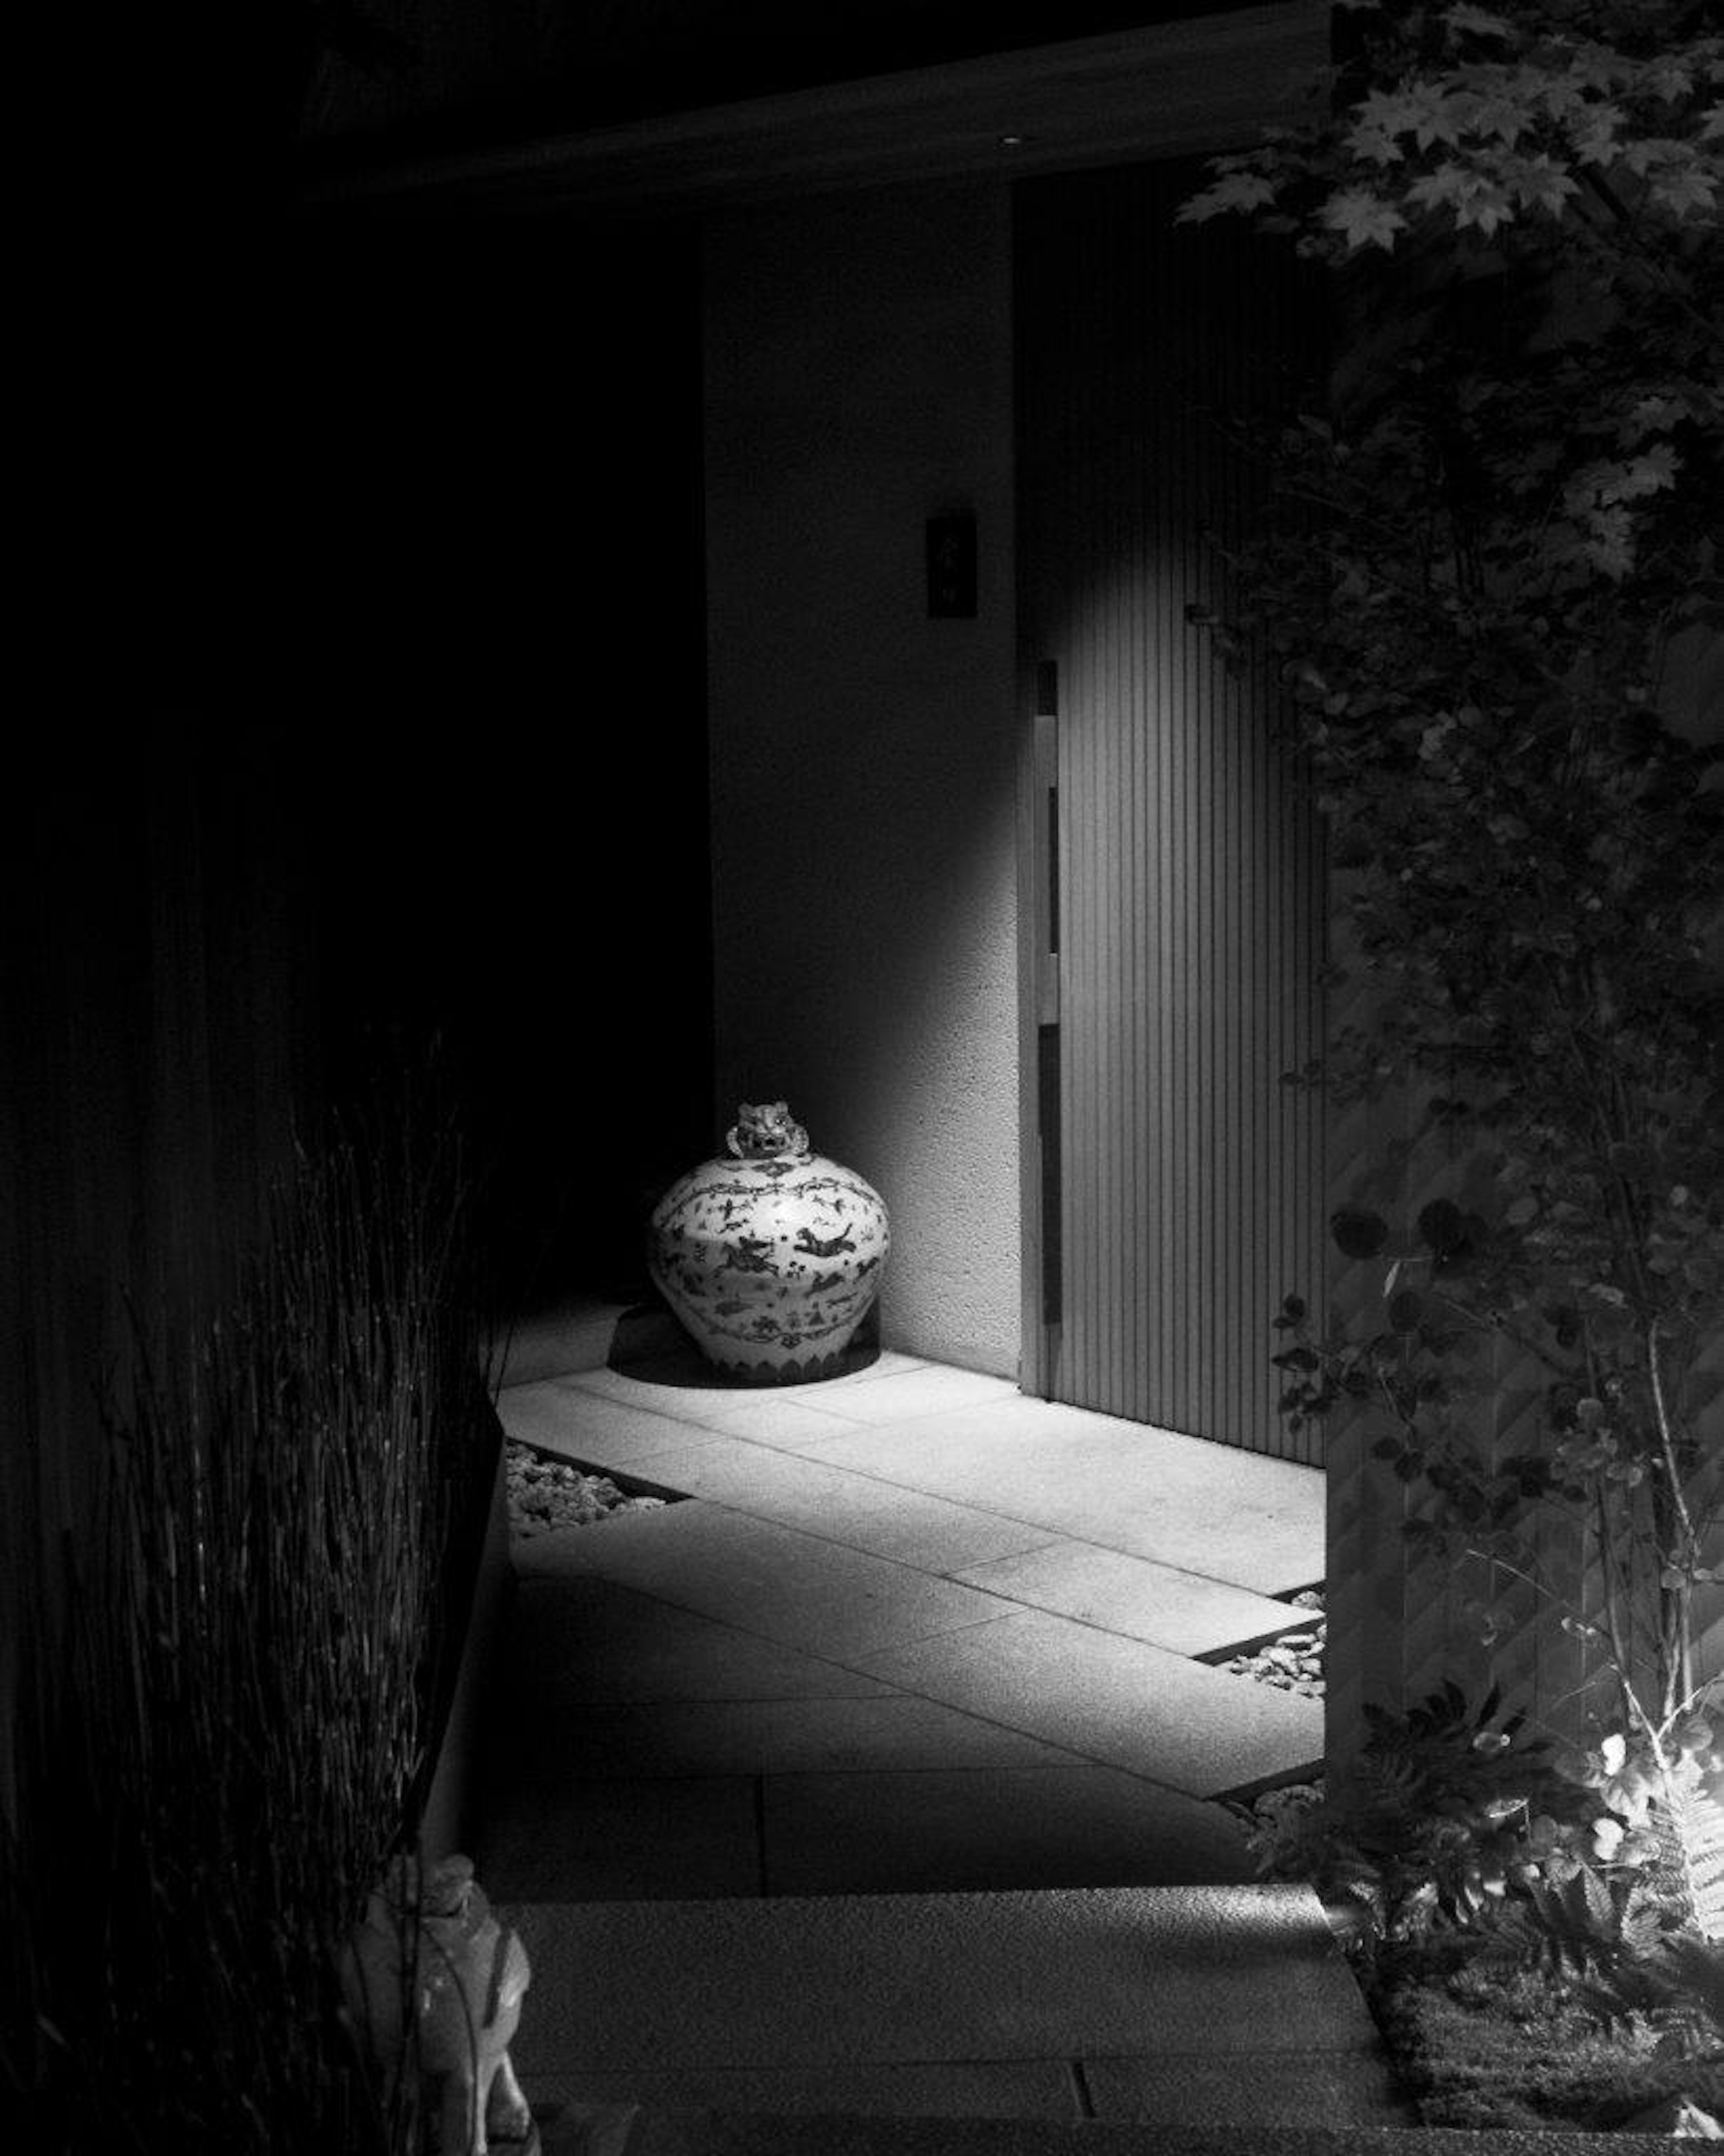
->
[1638,56,1694,106]
[1563,447,1680,535]
[1563,460,1612,514]
[1505,153,1581,218]
[1411,85,1468,151]
[1174,170,1280,222]
[1443,3,1513,41]
[1569,101,1626,164]
[1467,91,1532,146]
[1618,393,1691,446]
[1347,118,1406,168]
[1597,444,1680,503]
[1582,505,1636,581]
[1355,80,1467,152]
[1450,176,1516,237]
[1566,47,1628,97]
[1651,165,1720,217]
[1406,165,1469,216]
[1322,188,1410,251]
[1538,68,1597,125]
[1620,133,1689,177]
[1354,87,1425,138]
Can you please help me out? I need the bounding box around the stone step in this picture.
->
[539,2115,1664,2156]
[501,1885,1413,2145]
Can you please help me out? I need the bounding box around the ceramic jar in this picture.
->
[647,1102,890,1384]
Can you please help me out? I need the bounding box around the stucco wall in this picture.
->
[703,184,1020,1377]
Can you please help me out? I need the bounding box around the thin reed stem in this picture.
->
[7,1078,489,2152]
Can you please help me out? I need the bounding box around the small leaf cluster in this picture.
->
[1274,1132,1724,1710]
[1252,1686,1724,2054]
[1185,0,1721,1783]
[1179,2,1722,256]
[1568,1932,1724,2058]
[1250,1681,1584,1962]
[1480,1734,1724,2054]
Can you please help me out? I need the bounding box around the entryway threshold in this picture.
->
[541,2119,1655,2156]
[482,1303,1326,1904]
[508,1884,1411,2144]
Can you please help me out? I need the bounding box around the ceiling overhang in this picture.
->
[299,3,1327,219]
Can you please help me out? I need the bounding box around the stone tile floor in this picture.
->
[475,1306,1410,2144]
[513,1886,1405,2136]
[476,1312,1326,1902]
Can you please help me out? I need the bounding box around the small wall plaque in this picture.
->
[926,514,976,617]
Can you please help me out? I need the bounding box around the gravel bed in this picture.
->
[505,1440,669,1539]
[1218,1590,1326,1841]
[1222,1585,1325,1697]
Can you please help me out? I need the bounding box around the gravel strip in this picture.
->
[1222,1585,1325,1698]
[505,1440,668,1539]
[1217,1589,1326,1839]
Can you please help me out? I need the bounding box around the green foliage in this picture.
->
[1249,1680,1583,1961]
[1571,1931,1724,2050]
[1193,12,1724,2104]
[1485,1861,1668,1984]
[1250,1684,1724,2112]
[1181,1,1722,268]
[1475,1733,1724,2066]
[1251,1689,1724,2099]
[1654,1751,1724,1941]
[1189,0,1724,1750]
[1377,1952,1722,2130]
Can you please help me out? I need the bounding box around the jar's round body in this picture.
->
[648,1143,889,1384]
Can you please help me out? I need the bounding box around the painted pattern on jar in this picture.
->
[648,1102,890,1384]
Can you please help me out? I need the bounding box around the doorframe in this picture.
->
[1017,660,1061,1400]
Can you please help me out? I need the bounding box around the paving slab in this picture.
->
[759,1764,1257,1895]
[853,1609,1322,1798]
[490,1301,630,1388]
[950,1542,1302,1658]
[501,1379,731,1466]
[668,1393,877,1446]
[513,1500,1017,1661]
[554,1364,758,1419]
[624,1434,1062,1573]
[592,1345,931,1403]
[567,1350,1031,1451]
[477,1773,761,1901]
[530,2063,1077,2122]
[496,1696,1082,1780]
[791,1398,1322,1594]
[544,2120,1653,2156]
[1080,2054,1410,2128]
[498,1575,897,1706]
[803,1364,1021,1424]
[501,1886,1380,2074]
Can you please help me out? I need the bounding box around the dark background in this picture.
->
[26,197,712,1332]
[294,0,1266,167]
[13,4,1284,1557]
[281,211,713,1308]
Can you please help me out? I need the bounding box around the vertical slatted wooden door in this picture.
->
[1016,163,1326,1462]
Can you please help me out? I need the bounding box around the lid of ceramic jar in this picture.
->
[725,1101,810,1163]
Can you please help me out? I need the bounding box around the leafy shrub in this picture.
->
[1192,0,1724,1772]
[1248,1680,1587,1960]
[1377,1958,1722,2131]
